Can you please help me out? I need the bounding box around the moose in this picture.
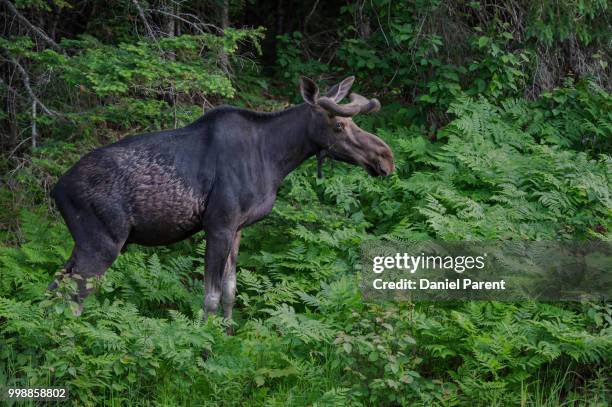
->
[49,76,394,330]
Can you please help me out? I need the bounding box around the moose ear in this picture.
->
[300,76,319,105]
[325,76,355,103]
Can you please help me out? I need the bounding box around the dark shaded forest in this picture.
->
[1,1,611,406]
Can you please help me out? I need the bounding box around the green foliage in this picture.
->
[57,33,238,98]
[525,0,609,45]
[1,27,264,145]
[533,78,612,154]
[276,0,610,128]
[276,32,331,89]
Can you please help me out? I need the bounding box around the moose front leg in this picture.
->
[203,227,236,317]
[222,231,241,335]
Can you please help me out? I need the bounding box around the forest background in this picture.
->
[0,1,611,405]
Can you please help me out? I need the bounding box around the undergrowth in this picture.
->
[1,91,611,406]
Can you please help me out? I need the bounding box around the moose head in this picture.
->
[300,76,395,177]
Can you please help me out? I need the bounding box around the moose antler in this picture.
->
[318,92,381,117]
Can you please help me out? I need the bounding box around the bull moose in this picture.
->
[49,76,395,331]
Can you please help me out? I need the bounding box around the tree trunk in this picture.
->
[276,0,284,37]
[165,0,175,38]
[31,100,37,149]
[219,0,230,74]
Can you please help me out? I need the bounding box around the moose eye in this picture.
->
[334,122,344,132]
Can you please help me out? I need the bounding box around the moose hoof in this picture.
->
[72,303,84,317]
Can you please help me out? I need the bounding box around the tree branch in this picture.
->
[1,0,61,51]
[149,9,221,35]
[131,0,157,39]
[304,0,320,31]
[2,53,57,116]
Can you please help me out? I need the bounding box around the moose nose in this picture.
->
[378,159,394,176]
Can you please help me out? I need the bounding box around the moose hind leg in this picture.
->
[47,255,76,291]
[51,189,127,313]
[68,237,123,312]
[203,228,237,318]
[222,231,241,335]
